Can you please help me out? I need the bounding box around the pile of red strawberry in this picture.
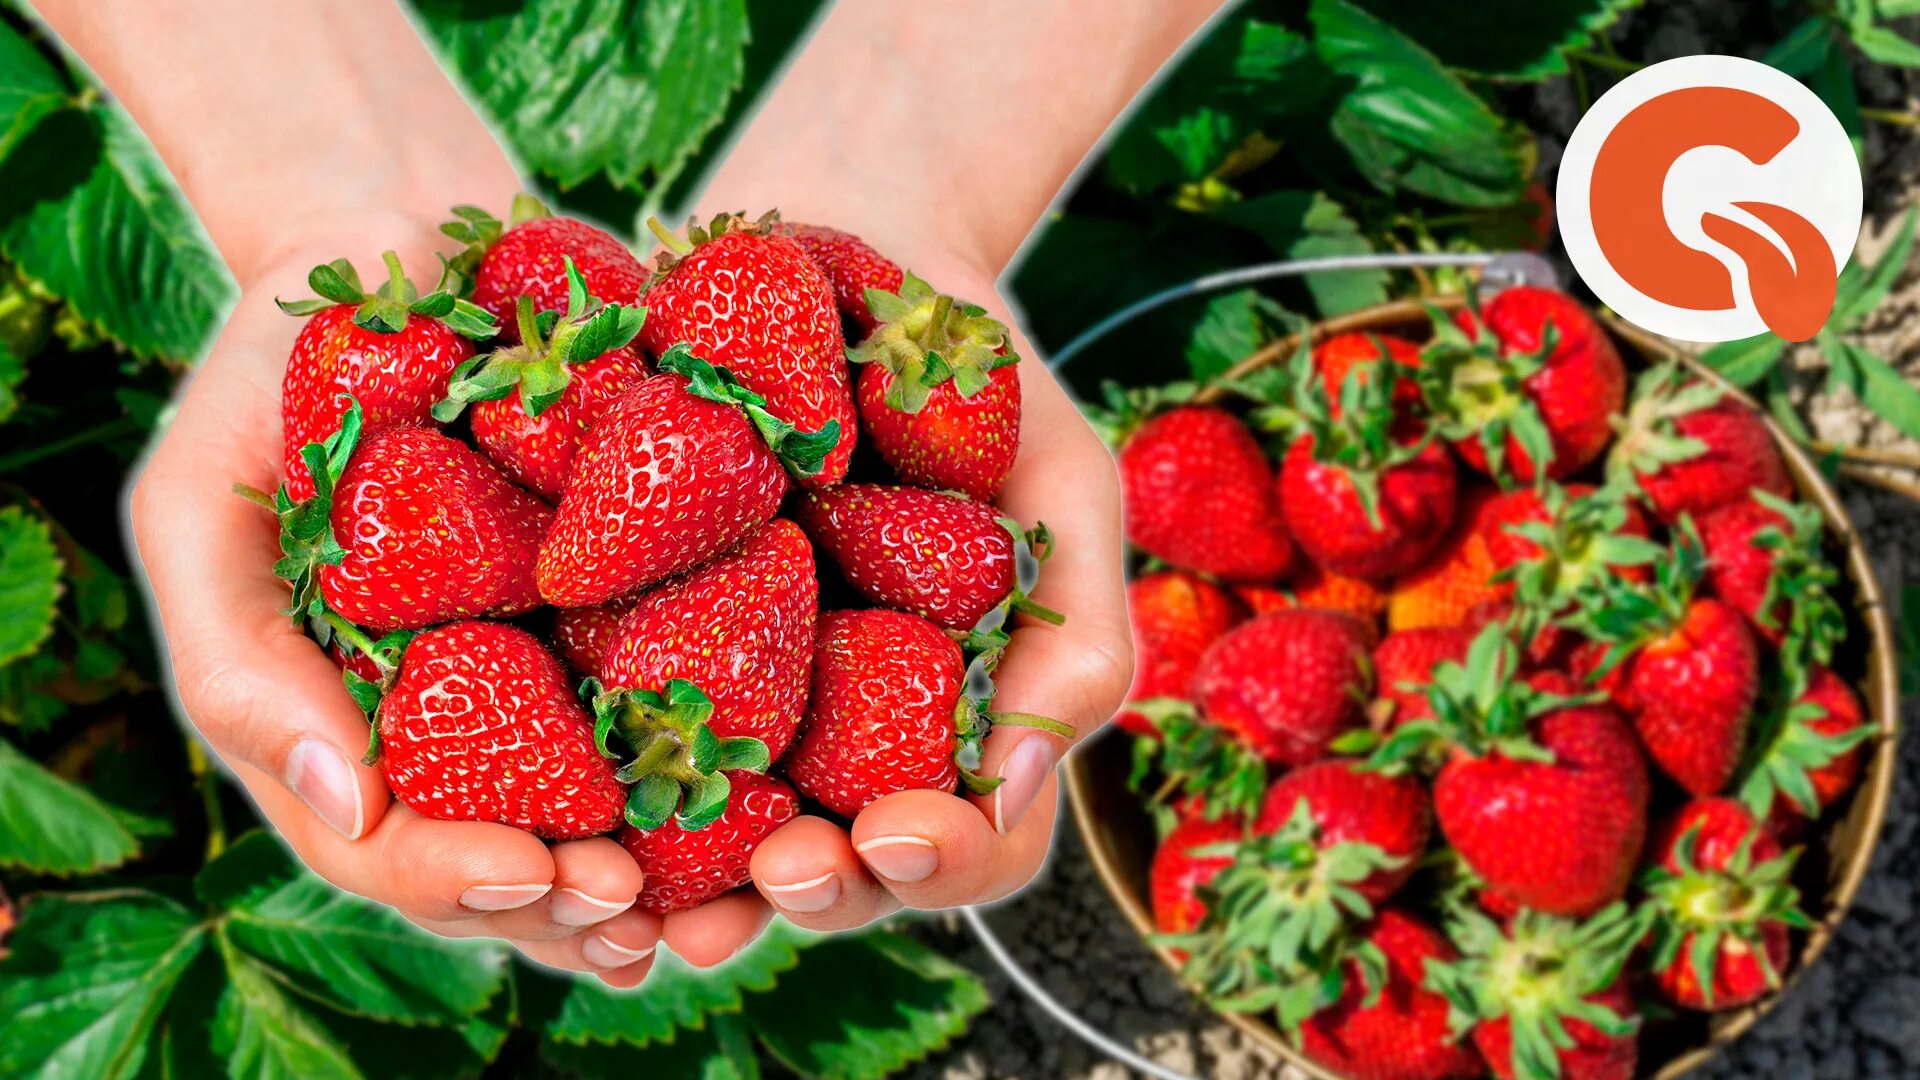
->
[253,198,1068,916]
[1106,286,1869,1080]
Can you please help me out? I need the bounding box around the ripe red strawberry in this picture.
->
[1462,599,1576,671]
[620,770,799,914]
[1571,535,1758,797]
[1150,815,1241,936]
[1607,363,1790,524]
[850,273,1021,501]
[1421,286,1625,483]
[1111,403,1294,584]
[1236,564,1388,628]
[1740,665,1871,834]
[1299,910,1486,1080]
[435,259,650,499]
[1643,798,1804,1010]
[443,195,648,337]
[1312,331,1423,415]
[1428,904,1648,1080]
[597,520,818,759]
[1117,571,1245,736]
[536,347,837,607]
[1374,627,1648,916]
[276,254,495,501]
[1255,759,1432,904]
[792,484,1059,633]
[1698,491,1844,656]
[773,222,904,338]
[785,609,1069,817]
[376,621,623,839]
[552,599,633,678]
[641,213,856,486]
[1387,485,1503,632]
[1482,483,1656,605]
[272,402,549,632]
[1190,609,1371,767]
[1164,773,1430,1030]
[1272,341,1456,582]
[1373,626,1473,729]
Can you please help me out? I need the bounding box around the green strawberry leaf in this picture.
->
[740,930,990,1080]
[0,504,60,665]
[415,0,749,193]
[0,102,232,361]
[197,831,511,1026]
[212,945,362,1080]
[1346,0,1641,82]
[541,1011,761,1079]
[312,973,517,1080]
[1183,288,1289,382]
[1697,333,1787,389]
[0,737,141,874]
[1312,0,1530,208]
[543,920,808,1048]
[0,889,208,1079]
[0,20,69,166]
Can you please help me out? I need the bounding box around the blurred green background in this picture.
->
[4,1,1919,1077]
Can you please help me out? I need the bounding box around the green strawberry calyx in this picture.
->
[440,193,553,283]
[583,677,771,833]
[275,251,497,339]
[1256,330,1437,529]
[1603,361,1719,495]
[432,257,647,422]
[341,627,417,766]
[1640,819,1809,1009]
[238,394,362,626]
[1124,697,1269,823]
[1155,812,1394,1036]
[1496,483,1664,622]
[1743,490,1845,679]
[656,343,841,478]
[955,517,1067,664]
[1196,799,1401,1026]
[950,649,1073,797]
[848,272,1020,414]
[1736,667,1873,821]
[1082,379,1199,449]
[1416,299,1558,485]
[1561,519,1708,678]
[1363,621,1585,773]
[645,210,780,285]
[1425,903,1652,1080]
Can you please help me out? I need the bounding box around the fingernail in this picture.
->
[459,883,552,912]
[992,736,1058,835]
[855,836,938,883]
[549,888,633,927]
[583,935,656,969]
[286,740,364,840]
[763,872,840,913]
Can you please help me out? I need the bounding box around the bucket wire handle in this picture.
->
[970,249,1543,1078]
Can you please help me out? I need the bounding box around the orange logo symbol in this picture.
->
[1558,56,1862,344]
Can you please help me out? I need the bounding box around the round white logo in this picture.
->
[1556,54,1862,343]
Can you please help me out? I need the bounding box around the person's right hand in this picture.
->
[130,220,765,988]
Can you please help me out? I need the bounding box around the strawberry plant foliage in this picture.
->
[0,832,511,1079]
[412,0,750,193]
[0,737,139,876]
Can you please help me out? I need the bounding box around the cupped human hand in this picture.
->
[745,258,1134,931]
[129,217,757,986]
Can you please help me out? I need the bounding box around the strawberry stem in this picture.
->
[231,482,277,510]
[514,295,545,353]
[319,610,387,673]
[1008,595,1067,625]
